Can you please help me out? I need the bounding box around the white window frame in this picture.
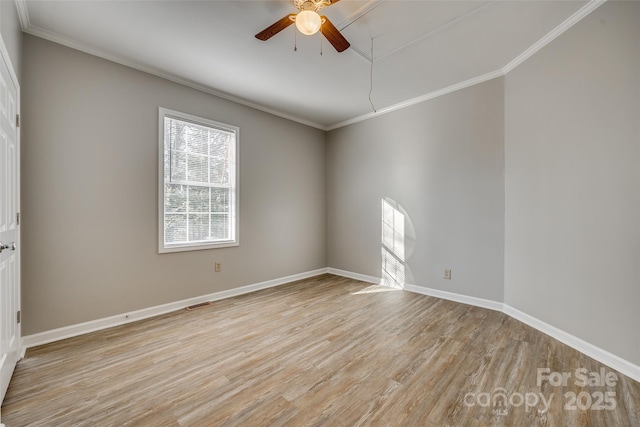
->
[158,107,239,253]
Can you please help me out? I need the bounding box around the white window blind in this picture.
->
[159,108,238,252]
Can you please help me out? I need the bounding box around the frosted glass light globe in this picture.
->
[295,10,322,35]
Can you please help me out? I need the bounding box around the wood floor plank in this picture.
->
[2,274,639,426]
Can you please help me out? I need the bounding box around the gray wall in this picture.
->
[1,0,22,82]
[21,34,326,335]
[504,1,640,364]
[327,78,505,302]
[18,0,639,369]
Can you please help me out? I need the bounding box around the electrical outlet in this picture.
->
[215,262,222,273]
[444,269,452,280]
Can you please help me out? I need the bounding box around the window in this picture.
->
[159,108,238,253]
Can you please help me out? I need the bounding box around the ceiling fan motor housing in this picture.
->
[295,0,331,12]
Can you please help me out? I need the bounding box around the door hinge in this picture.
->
[16,114,20,128]
[16,212,20,225]
[17,310,21,324]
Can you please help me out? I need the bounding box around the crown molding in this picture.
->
[17,0,606,132]
[14,0,30,31]
[328,0,606,131]
[502,0,606,74]
[326,69,504,131]
[22,24,327,131]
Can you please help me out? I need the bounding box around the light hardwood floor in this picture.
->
[2,274,639,426]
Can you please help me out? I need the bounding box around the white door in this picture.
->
[0,39,20,407]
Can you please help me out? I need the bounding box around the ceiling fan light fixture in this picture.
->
[295,10,322,35]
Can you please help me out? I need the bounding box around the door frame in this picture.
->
[0,27,21,424]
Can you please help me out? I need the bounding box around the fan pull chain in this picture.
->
[320,37,323,56]
[294,30,297,52]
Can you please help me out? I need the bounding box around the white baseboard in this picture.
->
[329,268,640,383]
[21,267,640,384]
[326,268,382,286]
[327,267,503,312]
[404,283,504,312]
[503,305,640,383]
[22,268,328,349]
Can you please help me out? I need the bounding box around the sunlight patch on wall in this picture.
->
[381,198,405,289]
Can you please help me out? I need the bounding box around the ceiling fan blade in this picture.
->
[320,17,350,52]
[255,14,296,41]
[325,0,340,6]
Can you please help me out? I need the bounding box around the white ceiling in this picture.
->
[18,0,595,129]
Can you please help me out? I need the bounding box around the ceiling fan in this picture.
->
[255,0,350,52]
